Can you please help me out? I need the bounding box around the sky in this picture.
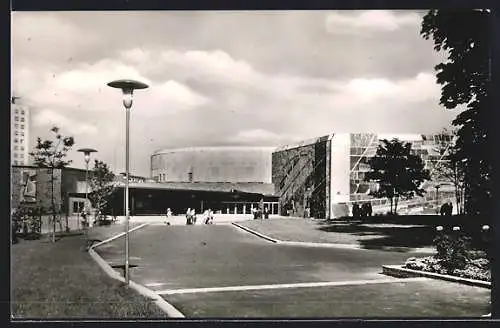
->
[11,10,461,177]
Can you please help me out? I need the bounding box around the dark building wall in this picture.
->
[272,136,329,219]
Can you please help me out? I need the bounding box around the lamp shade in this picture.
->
[78,148,97,163]
[107,79,149,109]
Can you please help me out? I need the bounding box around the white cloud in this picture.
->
[33,109,98,135]
[325,10,421,34]
[234,129,302,144]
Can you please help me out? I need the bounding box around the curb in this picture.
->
[89,224,185,318]
[232,222,280,243]
[231,223,436,253]
[382,265,491,289]
[91,223,150,248]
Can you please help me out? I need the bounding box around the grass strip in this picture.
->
[11,234,168,319]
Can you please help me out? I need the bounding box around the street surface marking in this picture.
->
[156,277,429,295]
[145,282,172,287]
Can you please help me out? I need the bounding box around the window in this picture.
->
[15,124,18,129]
[21,132,24,136]
[14,138,18,143]
[14,153,18,158]
[20,117,24,122]
[20,154,24,158]
[15,109,19,114]
[21,110,25,115]
[15,116,19,121]
[20,146,24,151]
[14,146,18,150]
[21,125,24,129]
[15,131,18,136]
[20,139,24,144]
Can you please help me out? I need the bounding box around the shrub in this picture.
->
[433,228,472,274]
[12,205,43,240]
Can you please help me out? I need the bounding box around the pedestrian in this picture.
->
[203,209,210,224]
[264,207,269,219]
[186,208,192,225]
[251,207,257,220]
[367,202,373,217]
[440,203,446,216]
[190,208,197,224]
[352,203,360,218]
[165,208,172,225]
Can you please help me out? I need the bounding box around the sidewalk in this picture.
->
[112,214,275,225]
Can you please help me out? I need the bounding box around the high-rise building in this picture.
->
[11,96,30,166]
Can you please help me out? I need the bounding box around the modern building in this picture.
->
[148,146,278,215]
[11,165,90,216]
[11,96,30,166]
[272,133,455,219]
[11,164,279,218]
[151,146,274,183]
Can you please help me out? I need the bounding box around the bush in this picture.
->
[12,205,43,240]
[433,229,472,274]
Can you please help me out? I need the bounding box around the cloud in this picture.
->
[33,109,98,135]
[17,58,208,117]
[234,129,302,144]
[325,10,421,34]
[11,12,98,66]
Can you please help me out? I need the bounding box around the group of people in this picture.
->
[439,202,453,216]
[352,202,373,218]
[186,208,214,225]
[164,207,215,225]
[252,207,269,220]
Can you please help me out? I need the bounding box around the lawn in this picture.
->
[11,232,167,319]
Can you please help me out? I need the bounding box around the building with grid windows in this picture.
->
[11,96,30,166]
[272,133,455,219]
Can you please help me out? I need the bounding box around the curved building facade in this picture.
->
[151,146,274,183]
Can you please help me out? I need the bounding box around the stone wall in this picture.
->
[272,137,329,219]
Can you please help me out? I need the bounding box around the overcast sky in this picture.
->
[11,10,460,176]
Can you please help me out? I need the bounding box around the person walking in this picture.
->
[164,208,172,225]
[186,208,192,225]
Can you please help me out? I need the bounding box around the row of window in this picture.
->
[14,131,25,137]
[13,145,25,151]
[14,124,25,129]
[14,109,26,115]
[13,138,25,144]
[14,116,26,122]
[13,153,25,158]
[158,173,168,182]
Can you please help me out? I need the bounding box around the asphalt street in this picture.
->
[94,223,490,317]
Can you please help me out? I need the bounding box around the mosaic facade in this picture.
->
[273,133,455,219]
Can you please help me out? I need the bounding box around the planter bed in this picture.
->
[382,255,490,289]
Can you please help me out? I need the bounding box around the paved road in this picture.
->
[95,224,490,318]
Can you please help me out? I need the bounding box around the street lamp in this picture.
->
[78,148,97,232]
[107,79,149,286]
[435,184,441,214]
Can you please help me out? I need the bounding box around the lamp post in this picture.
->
[435,184,441,214]
[78,148,97,233]
[107,79,149,286]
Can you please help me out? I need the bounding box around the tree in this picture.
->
[432,129,466,215]
[88,160,116,225]
[421,10,491,216]
[29,126,75,242]
[364,138,430,214]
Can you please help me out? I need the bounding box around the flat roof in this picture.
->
[153,146,276,155]
[115,181,277,196]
